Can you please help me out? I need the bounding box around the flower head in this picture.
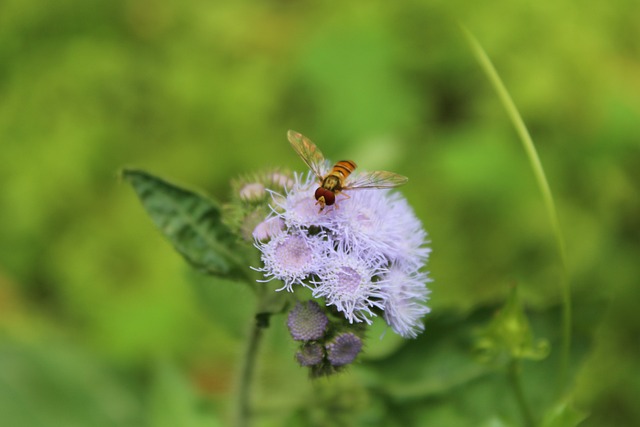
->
[252,217,285,241]
[296,343,325,366]
[381,266,432,338]
[254,230,329,291]
[326,333,363,366]
[287,301,329,341]
[239,182,266,202]
[312,249,386,324]
[331,189,430,270]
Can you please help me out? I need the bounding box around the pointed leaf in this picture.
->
[474,285,550,364]
[540,401,587,427]
[123,169,250,282]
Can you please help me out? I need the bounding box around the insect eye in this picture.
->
[314,188,336,205]
[323,191,335,206]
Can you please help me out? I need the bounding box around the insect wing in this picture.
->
[287,130,326,180]
[345,170,408,189]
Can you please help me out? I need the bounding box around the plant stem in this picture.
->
[235,313,265,427]
[508,359,535,427]
[460,24,572,392]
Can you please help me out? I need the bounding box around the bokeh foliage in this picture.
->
[1,0,639,426]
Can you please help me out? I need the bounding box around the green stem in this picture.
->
[235,312,265,427]
[508,359,535,427]
[460,24,572,391]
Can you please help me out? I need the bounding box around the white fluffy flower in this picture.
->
[380,266,431,338]
[254,230,330,291]
[254,162,432,337]
[330,187,430,269]
[252,217,285,241]
[312,248,386,324]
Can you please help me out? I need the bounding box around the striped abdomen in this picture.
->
[322,160,357,192]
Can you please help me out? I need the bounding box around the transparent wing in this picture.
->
[345,170,409,190]
[287,130,326,180]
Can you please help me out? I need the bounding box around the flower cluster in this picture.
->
[253,168,431,339]
[287,301,364,376]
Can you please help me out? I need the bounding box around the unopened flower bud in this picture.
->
[287,301,329,341]
[252,217,284,241]
[326,333,362,366]
[295,343,324,366]
[270,172,294,190]
[239,182,266,202]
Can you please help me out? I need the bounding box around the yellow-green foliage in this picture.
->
[0,0,638,426]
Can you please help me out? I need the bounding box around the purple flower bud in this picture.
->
[295,343,324,366]
[326,333,363,366]
[287,301,329,341]
[269,172,294,190]
[252,217,284,241]
[239,182,266,201]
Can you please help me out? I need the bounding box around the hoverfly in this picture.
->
[287,130,409,210]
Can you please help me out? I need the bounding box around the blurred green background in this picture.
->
[1,0,639,426]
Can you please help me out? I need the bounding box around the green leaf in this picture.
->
[122,169,251,282]
[358,300,595,426]
[474,286,550,364]
[540,401,587,427]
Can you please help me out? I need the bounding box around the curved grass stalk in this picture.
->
[460,24,572,392]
